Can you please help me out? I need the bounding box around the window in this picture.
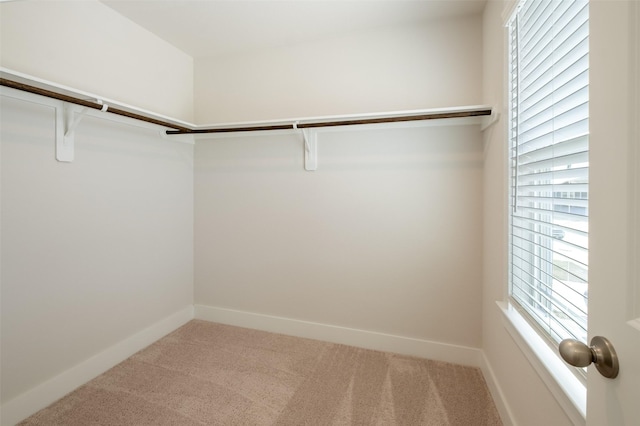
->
[508,0,589,350]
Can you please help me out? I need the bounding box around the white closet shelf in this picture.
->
[1,67,493,136]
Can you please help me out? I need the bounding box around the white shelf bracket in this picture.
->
[56,100,108,162]
[303,129,318,171]
[56,104,76,162]
[294,122,318,171]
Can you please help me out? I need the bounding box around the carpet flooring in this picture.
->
[19,320,502,425]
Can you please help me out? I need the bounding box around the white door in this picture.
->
[587,1,640,424]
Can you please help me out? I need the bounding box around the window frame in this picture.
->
[498,0,589,423]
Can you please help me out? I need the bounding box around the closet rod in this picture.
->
[0,78,191,132]
[1,77,492,135]
[166,109,493,134]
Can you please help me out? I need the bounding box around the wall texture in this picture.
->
[0,0,194,122]
[195,15,483,123]
[194,122,484,349]
[193,13,486,354]
[0,94,194,406]
[481,1,573,425]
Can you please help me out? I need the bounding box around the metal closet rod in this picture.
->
[1,78,492,134]
[167,109,493,134]
[0,78,192,132]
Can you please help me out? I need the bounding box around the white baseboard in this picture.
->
[1,306,194,426]
[479,351,517,426]
[194,305,481,367]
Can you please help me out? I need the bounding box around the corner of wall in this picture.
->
[0,0,194,122]
[194,304,483,367]
[0,306,194,426]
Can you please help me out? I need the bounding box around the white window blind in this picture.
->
[508,0,589,346]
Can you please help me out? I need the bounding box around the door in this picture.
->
[587,1,640,424]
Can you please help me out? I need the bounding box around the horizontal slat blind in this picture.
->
[509,0,589,346]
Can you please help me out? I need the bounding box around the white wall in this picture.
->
[1,4,550,423]
[481,1,573,424]
[0,92,194,416]
[0,0,194,122]
[195,15,483,123]
[194,122,484,350]
[193,13,485,354]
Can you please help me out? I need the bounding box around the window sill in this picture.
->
[497,301,586,425]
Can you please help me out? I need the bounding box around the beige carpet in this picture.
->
[19,320,502,425]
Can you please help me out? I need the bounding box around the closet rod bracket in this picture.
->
[480,109,500,132]
[56,99,108,162]
[294,122,317,171]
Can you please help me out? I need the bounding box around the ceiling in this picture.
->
[100,0,487,59]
